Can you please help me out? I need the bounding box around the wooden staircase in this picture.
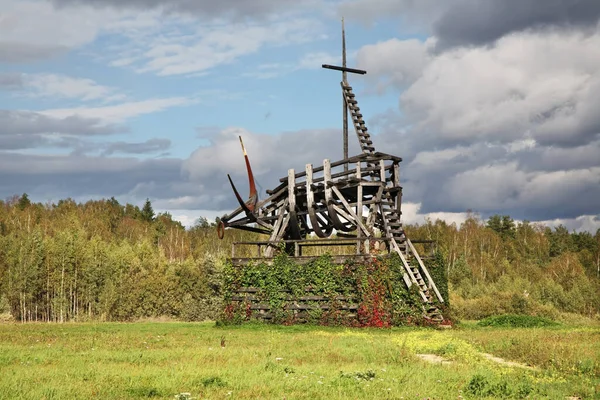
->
[342,84,375,155]
[380,189,445,322]
[342,81,445,322]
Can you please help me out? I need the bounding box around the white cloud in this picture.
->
[0,0,127,61]
[163,209,226,227]
[539,215,600,234]
[298,51,340,69]
[118,17,326,76]
[356,38,435,92]
[401,202,469,227]
[243,51,340,79]
[399,29,600,146]
[40,97,194,124]
[20,73,125,103]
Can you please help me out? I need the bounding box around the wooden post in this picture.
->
[324,159,332,203]
[407,238,445,303]
[342,17,348,172]
[306,163,314,210]
[394,161,401,217]
[288,169,296,210]
[356,162,362,254]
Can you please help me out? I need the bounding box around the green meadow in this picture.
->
[0,319,598,399]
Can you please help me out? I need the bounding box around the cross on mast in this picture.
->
[342,17,347,171]
[322,19,367,171]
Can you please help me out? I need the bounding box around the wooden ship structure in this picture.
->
[217,22,445,322]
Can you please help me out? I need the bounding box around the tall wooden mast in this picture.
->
[342,17,348,172]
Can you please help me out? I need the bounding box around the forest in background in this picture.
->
[0,194,599,323]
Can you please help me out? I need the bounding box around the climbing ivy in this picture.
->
[220,251,438,327]
[428,250,450,309]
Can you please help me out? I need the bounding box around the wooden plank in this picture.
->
[392,241,428,302]
[265,212,290,257]
[231,295,356,302]
[237,287,260,293]
[288,169,296,210]
[323,159,332,204]
[277,154,399,183]
[407,238,444,303]
[306,163,314,209]
[356,162,363,254]
[232,238,384,246]
[377,197,426,301]
[332,186,370,237]
[366,186,383,228]
[265,199,289,256]
[229,254,376,266]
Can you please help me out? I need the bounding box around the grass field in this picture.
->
[0,320,599,399]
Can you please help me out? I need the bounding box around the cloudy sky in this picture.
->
[1,0,599,232]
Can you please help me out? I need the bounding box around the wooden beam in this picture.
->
[323,159,332,204]
[356,162,363,254]
[332,186,370,237]
[306,163,314,210]
[407,238,444,303]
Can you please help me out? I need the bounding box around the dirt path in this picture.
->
[480,353,537,370]
[415,354,452,364]
[416,352,536,370]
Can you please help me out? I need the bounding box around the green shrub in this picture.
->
[478,314,559,328]
[220,252,430,327]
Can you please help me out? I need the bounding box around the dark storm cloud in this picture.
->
[434,0,600,50]
[514,140,600,173]
[0,127,349,213]
[0,110,123,136]
[0,134,49,150]
[341,0,600,49]
[0,152,184,203]
[50,0,307,18]
[0,73,24,89]
[0,43,69,63]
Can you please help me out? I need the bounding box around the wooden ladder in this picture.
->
[342,83,376,155]
[380,187,445,322]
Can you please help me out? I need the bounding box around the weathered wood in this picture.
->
[229,254,376,266]
[232,295,356,302]
[218,63,444,321]
[356,162,363,253]
[306,163,314,209]
[407,238,444,303]
[277,153,401,183]
[331,186,370,237]
[288,169,296,210]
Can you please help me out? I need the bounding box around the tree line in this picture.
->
[0,194,598,322]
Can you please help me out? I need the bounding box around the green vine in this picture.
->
[219,252,447,327]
